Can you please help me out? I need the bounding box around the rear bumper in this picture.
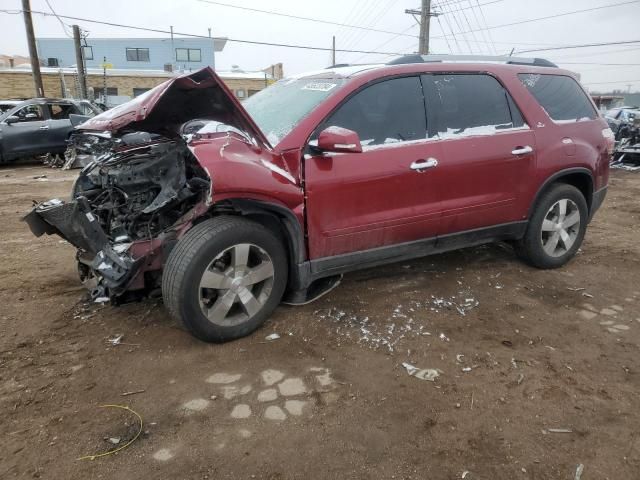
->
[590,186,607,222]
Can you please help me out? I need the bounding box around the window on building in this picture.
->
[518,74,597,122]
[235,89,246,99]
[94,87,119,97]
[422,73,525,138]
[83,46,94,60]
[126,48,150,62]
[323,76,427,146]
[133,88,151,97]
[46,103,81,120]
[175,48,202,62]
[13,105,45,122]
[47,57,59,67]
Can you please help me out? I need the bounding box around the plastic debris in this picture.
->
[107,437,121,445]
[462,367,472,373]
[107,335,123,346]
[542,428,573,434]
[401,362,442,382]
[265,333,280,341]
[574,464,584,480]
[462,471,470,479]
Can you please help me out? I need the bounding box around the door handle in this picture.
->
[511,145,533,155]
[410,157,438,172]
[39,125,50,130]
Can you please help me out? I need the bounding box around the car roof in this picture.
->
[289,54,564,81]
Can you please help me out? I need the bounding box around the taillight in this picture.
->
[602,128,615,155]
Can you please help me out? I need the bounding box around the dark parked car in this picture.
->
[0,98,101,163]
[25,55,612,342]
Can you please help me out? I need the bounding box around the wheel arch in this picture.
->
[206,198,307,291]
[529,168,594,219]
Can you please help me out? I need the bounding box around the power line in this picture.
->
[44,0,72,38]
[583,79,640,85]
[196,0,418,39]
[559,62,640,66]
[435,0,640,41]
[7,9,410,56]
[518,39,640,54]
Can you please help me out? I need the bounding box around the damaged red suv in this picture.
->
[25,55,612,342]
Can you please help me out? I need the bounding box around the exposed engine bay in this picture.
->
[25,132,211,301]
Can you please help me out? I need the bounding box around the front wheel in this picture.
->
[515,184,588,269]
[162,216,288,342]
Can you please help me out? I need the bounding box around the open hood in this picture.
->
[78,67,270,146]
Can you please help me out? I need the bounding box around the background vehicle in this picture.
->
[604,106,640,138]
[0,98,102,163]
[25,56,611,343]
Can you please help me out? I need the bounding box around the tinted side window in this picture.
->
[47,103,81,120]
[324,76,426,146]
[14,105,45,122]
[518,74,596,122]
[423,74,524,138]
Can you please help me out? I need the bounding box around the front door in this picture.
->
[421,73,537,234]
[304,76,442,259]
[1,104,50,160]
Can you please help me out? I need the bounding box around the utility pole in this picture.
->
[332,36,336,66]
[405,0,438,55]
[21,0,44,97]
[72,25,87,99]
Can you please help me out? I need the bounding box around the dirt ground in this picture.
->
[0,161,639,480]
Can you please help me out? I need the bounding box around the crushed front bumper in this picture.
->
[23,197,142,297]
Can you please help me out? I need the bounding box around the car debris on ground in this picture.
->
[401,362,442,381]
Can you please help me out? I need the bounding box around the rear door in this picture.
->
[46,102,82,149]
[0,104,50,159]
[421,73,537,234]
[304,75,443,259]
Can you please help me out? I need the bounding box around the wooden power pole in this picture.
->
[419,0,431,54]
[72,25,87,99]
[405,0,437,55]
[21,0,45,97]
[332,36,336,66]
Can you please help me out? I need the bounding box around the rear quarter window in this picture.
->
[518,74,597,122]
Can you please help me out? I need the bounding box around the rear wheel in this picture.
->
[516,184,588,269]
[162,216,288,342]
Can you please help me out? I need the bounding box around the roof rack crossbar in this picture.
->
[386,54,557,68]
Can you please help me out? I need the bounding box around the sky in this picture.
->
[1,0,639,92]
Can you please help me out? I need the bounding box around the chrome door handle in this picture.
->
[511,145,533,155]
[410,157,438,171]
[39,125,50,130]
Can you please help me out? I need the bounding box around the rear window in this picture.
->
[518,74,597,122]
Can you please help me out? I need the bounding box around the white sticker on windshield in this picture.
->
[302,82,337,92]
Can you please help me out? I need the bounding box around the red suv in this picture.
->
[26,55,612,342]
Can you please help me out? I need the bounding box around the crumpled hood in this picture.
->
[78,67,270,146]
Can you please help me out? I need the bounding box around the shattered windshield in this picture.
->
[243,77,346,147]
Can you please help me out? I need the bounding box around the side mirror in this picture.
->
[5,116,19,125]
[316,126,362,153]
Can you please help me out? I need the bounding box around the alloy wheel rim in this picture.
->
[540,199,581,258]
[198,243,274,326]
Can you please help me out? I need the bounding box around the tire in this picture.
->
[515,183,588,269]
[162,216,288,342]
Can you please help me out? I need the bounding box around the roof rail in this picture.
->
[386,54,558,68]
